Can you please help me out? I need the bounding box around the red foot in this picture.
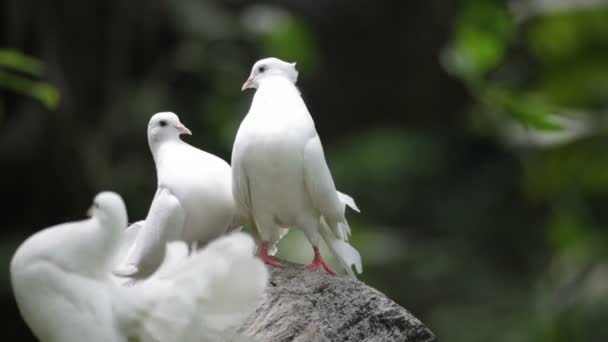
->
[258,241,284,268]
[304,246,337,275]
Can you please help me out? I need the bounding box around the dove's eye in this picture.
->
[93,202,99,209]
[159,120,167,127]
[258,65,266,73]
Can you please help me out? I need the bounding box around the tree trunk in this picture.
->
[239,262,436,342]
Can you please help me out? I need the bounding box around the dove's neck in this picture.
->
[252,76,305,121]
[149,138,185,165]
[257,76,300,97]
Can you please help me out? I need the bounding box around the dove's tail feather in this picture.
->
[319,218,363,278]
[268,227,289,256]
[334,190,361,239]
[336,191,360,213]
[133,233,268,342]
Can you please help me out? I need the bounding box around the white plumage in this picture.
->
[10,192,267,342]
[114,112,243,278]
[232,57,363,276]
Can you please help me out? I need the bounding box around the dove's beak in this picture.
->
[86,206,93,217]
[176,123,192,135]
[241,78,254,91]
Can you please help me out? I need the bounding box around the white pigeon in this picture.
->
[10,191,268,342]
[114,112,242,278]
[232,57,363,276]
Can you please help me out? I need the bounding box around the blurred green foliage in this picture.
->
[443,0,561,131]
[0,49,58,110]
[444,0,515,81]
[438,1,608,341]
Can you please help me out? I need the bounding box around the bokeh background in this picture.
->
[2,0,608,340]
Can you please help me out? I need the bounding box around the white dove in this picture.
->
[232,57,363,276]
[114,112,242,278]
[10,191,268,342]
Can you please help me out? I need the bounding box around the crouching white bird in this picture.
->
[114,112,242,278]
[10,191,268,342]
[233,57,363,276]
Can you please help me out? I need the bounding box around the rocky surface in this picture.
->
[239,262,436,342]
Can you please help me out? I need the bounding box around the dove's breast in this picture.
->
[235,115,317,226]
[156,144,237,242]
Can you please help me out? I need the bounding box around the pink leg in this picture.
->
[304,246,337,275]
[258,241,284,268]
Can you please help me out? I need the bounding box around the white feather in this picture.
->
[130,233,268,342]
[115,112,242,279]
[10,192,267,342]
[319,218,363,277]
[232,57,363,275]
[336,191,360,213]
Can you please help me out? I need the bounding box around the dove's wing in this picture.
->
[303,135,363,276]
[303,134,346,236]
[122,221,145,252]
[111,220,145,285]
[130,233,268,342]
[231,138,253,218]
[114,187,185,278]
[226,146,249,234]
[112,220,143,269]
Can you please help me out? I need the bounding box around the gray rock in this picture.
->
[239,262,436,342]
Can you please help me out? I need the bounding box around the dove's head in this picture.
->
[242,57,298,91]
[147,112,192,144]
[87,191,128,230]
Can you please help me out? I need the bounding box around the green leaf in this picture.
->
[526,9,608,109]
[0,49,44,76]
[442,0,515,81]
[483,86,562,131]
[259,18,318,70]
[527,8,608,65]
[0,70,59,109]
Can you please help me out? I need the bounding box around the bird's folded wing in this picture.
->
[111,220,145,284]
[123,221,145,250]
[303,135,345,234]
[132,233,268,342]
[231,150,253,216]
[113,187,185,278]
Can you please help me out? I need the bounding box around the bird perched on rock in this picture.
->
[11,191,268,342]
[114,112,242,278]
[232,57,363,276]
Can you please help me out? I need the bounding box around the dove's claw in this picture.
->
[258,241,284,268]
[304,246,337,275]
[260,255,285,268]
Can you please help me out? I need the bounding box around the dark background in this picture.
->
[2,0,608,341]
